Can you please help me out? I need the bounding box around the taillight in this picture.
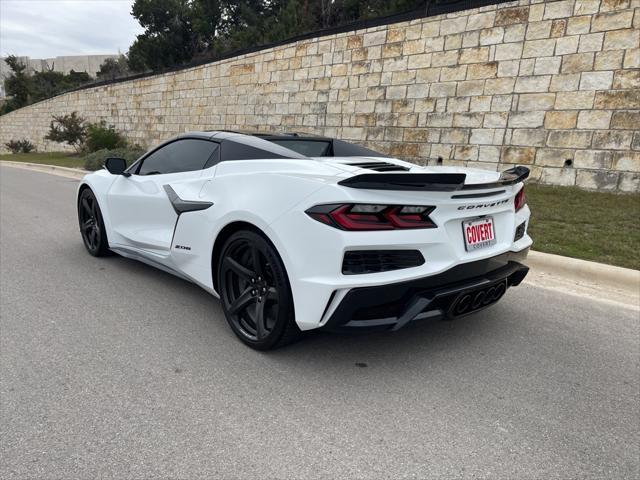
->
[306,204,436,231]
[514,186,526,212]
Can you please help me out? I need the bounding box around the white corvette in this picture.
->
[77,131,532,349]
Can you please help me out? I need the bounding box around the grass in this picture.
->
[1,152,638,269]
[0,151,85,169]
[526,184,640,270]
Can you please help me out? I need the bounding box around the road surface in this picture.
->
[1,165,638,479]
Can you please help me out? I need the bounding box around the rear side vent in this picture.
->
[342,250,425,275]
[346,161,410,172]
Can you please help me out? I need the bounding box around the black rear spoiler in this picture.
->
[337,166,529,192]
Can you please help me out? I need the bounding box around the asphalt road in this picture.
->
[1,165,638,479]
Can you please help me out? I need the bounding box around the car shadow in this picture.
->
[97,249,517,370]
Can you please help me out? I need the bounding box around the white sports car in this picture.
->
[77,131,532,349]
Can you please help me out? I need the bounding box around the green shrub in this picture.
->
[84,147,146,171]
[85,121,128,152]
[4,139,36,154]
[44,111,87,152]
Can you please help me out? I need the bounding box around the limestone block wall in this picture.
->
[1,0,638,191]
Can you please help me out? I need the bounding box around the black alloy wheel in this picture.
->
[218,230,299,350]
[78,188,110,256]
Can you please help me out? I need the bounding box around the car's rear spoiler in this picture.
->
[337,166,529,192]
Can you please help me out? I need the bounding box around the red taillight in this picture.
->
[514,186,526,212]
[306,204,436,231]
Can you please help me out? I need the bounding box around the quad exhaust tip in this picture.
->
[452,281,507,317]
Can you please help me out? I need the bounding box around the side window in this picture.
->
[138,139,219,175]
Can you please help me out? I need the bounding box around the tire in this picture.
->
[78,188,110,257]
[217,230,300,350]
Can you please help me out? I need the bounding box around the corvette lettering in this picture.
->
[458,199,509,210]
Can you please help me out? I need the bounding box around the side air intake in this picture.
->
[346,161,410,172]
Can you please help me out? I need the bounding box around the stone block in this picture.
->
[484,112,509,128]
[427,113,454,127]
[441,16,468,35]
[526,21,552,40]
[403,39,426,56]
[592,131,633,149]
[490,94,514,112]
[561,52,594,73]
[511,128,547,146]
[555,91,596,110]
[529,3,545,22]
[567,16,592,35]
[594,50,624,70]
[508,111,545,127]
[445,34,463,51]
[579,71,614,90]
[459,47,490,64]
[470,96,492,112]
[604,29,640,50]
[455,145,480,160]
[594,90,640,109]
[484,77,516,94]
[467,11,496,31]
[480,27,505,45]
[523,39,556,57]
[498,59,520,77]
[457,80,486,96]
[431,50,460,67]
[543,0,574,19]
[591,11,634,32]
[544,111,578,130]
[534,57,562,75]
[536,148,576,167]
[541,167,577,186]
[578,32,604,52]
[518,93,556,111]
[440,65,468,81]
[429,82,457,97]
[504,24,527,42]
[454,112,485,127]
[467,61,499,79]
[555,35,580,55]
[547,130,593,148]
[515,75,552,93]
[463,31,481,48]
[577,110,613,129]
[382,43,403,58]
[422,21,440,38]
[551,19,567,37]
[618,173,640,192]
[575,170,619,190]
[347,35,363,49]
[550,73,581,91]
[624,48,639,68]
[441,128,469,144]
[363,31,387,47]
[612,151,640,171]
[611,110,640,129]
[495,7,530,26]
[407,53,432,69]
[613,69,640,89]
[574,150,613,169]
[502,146,536,164]
[494,42,523,60]
[470,128,499,145]
[573,0,600,15]
[447,97,471,112]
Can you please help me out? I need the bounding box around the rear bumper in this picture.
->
[321,248,529,332]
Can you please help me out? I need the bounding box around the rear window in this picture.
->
[332,139,388,157]
[270,140,332,157]
[221,137,307,161]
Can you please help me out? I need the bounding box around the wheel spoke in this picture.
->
[254,300,266,339]
[82,219,92,231]
[251,246,264,278]
[90,198,97,217]
[82,198,92,216]
[228,287,254,315]
[266,286,278,301]
[223,257,255,281]
[88,228,97,247]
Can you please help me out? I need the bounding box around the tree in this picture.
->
[3,55,32,109]
[45,112,87,153]
[97,55,131,80]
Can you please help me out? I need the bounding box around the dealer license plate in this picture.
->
[463,217,497,251]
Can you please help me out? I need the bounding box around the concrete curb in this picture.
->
[0,160,87,180]
[527,250,640,288]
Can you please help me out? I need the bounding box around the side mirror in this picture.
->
[104,157,128,175]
